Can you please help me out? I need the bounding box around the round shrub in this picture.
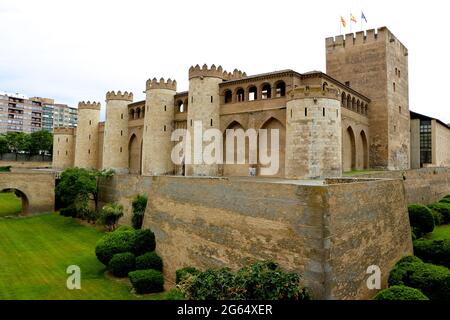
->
[136,252,163,271]
[374,285,428,300]
[108,252,136,277]
[388,257,423,287]
[115,225,134,232]
[414,239,450,268]
[95,230,136,266]
[132,229,156,256]
[176,267,200,284]
[129,269,164,294]
[408,204,435,235]
[428,203,450,224]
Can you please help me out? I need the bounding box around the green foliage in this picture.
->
[414,239,450,268]
[408,204,435,235]
[28,130,53,155]
[165,288,186,300]
[131,194,148,229]
[129,269,164,294]
[95,229,136,266]
[177,261,310,300]
[4,132,31,154]
[132,229,156,256]
[98,203,124,231]
[56,167,97,211]
[176,267,201,284]
[59,207,77,218]
[0,135,8,155]
[115,225,134,232]
[388,257,450,300]
[439,196,450,204]
[428,202,450,224]
[374,285,428,300]
[108,252,136,277]
[136,252,163,271]
[0,130,52,156]
[0,166,11,172]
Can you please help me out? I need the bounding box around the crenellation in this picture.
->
[146,77,177,91]
[78,101,101,110]
[188,63,246,81]
[106,90,133,102]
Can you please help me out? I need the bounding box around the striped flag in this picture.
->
[350,13,357,23]
[341,16,347,28]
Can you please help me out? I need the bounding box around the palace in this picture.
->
[52,27,450,178]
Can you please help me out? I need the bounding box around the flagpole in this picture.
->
[349,13,352,33]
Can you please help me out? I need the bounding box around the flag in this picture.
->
[350,13,357,23]
[361,11,367,23]
[341,16,347,28]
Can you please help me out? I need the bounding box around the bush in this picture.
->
[165,288,186,300]
[98,203,124,231]
[414,239,450,268]
[374,285,428,300]
[60,206,77,218]
[115,225,134,232]
[132,194,147,230]
[136,252,163,271]
[428,202,450,224]
[108,252,136,277]
[408,204,435,235]
[129,269,164,294]
[177,261,310,300]
[431,210,444,226]
[439,196,450,204]
[95,230,136,265]
[176,267,200,284]
[132,229,156,256]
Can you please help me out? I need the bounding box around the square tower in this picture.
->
[326,27,410,170]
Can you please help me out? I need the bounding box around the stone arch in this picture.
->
[341,92,346,107]
[129,108,135,120]
[128,134,141,174]
[136,107,141,119]
[258,117,285,177]
[223,89,233,104]
[274,80,286,97]
[247,85,258,101]
[222,120,250,177]
[1,188,29,215]
[235,87,245,102]
[176,100,185,112]
[352,97,356,111]
[347,95,351,108]
[360,130,369,169]
[260,83,272,99]
[356,100,360,113]
[343,126,356,172]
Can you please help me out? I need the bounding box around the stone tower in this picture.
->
[326,27,410,170]
[285,82,342,179]
[52,127,75,170]
[74,101,100,169]
[102,91,133,173]
[141,78,177,176]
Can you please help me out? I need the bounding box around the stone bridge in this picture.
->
[0,171,55,214]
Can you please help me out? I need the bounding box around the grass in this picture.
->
[0,192,22,217]
[425,224,450,241]
[0,213,167,300]
[343,169,385,176]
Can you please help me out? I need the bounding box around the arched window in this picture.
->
[136,108,141,119]
[352,97,356,111]
[248,86,257,101]
[224,90,232,104]
[347,95,351,109]
[357,100,361,113]
[236,88,245,102]
[341,92,346,108]
[322,82,328,91]
[261,83,271,99]
[177,100,185,112]
[275,81,286,97]
[130,108,135,119]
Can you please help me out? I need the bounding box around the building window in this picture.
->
[89,120,92,125]
[164,125,166,132]
[88,149,90,154]
[399,106,402,114]
[248,86,257,101]
[210,119,213,127]
[393,82,396,92]
[323,108,325,117]
[121,130,123,136]
[305,108,307,117]
[224,90,232,104]
[121,113,123,119]
[120,147,122,153]
[275,81,286,97]
[419,120,432,166]
[164,105,167,111]
[211,96,213,103]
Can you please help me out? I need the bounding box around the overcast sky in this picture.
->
[0,0,449,123]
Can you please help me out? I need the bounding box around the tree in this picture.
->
[29,130,53,156]
[98,203,124,231]
[5,132,31,159]
[131,194,148,229]
[0,135,8,157]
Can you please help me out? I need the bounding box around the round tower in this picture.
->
[141,78,177,176]
[52,127,75,170]
[74,101,100,169]
[285,83,342,179]
[186,64,245,176]
[102,91,133,173]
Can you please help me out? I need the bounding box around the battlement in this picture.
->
[78,101,101,110]
[145,78,177,91]
[106,91,133,102]
[326,27,397,49]
[188,64,247,81]
[53,127,75,135]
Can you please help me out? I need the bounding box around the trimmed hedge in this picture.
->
[95,230,136,266]
[408,204,434,235]
[374,285,429,300]
[136,252,163,271]
[428,202,450,224]
[176,267,200,284]
[132,229,156,256]
[108,252,136,277]
[129,269,164,294]
[414,239,450,268]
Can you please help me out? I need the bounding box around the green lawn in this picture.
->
[0,213,166,300]
[0,192,22,217]
[425,224,450,241]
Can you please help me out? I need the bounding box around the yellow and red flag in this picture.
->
[350,13,357,23]
[341,16,347,28]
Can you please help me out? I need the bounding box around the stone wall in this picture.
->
[433,121,450,167]
[98,174,413,300]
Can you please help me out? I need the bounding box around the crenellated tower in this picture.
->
[74,101,100,169]
[102,91,133,173]
[326,27,410,170]
[52,127,75,170]
[285,81,342,179]
[142,78,177,176]
[186,64,245,176]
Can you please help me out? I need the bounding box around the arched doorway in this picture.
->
[258,117,285,177]
[0,189,29,216]
[360,130,369,169]
[343,126,356,172]
[128,134,141,174]
[223,121,250,177]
